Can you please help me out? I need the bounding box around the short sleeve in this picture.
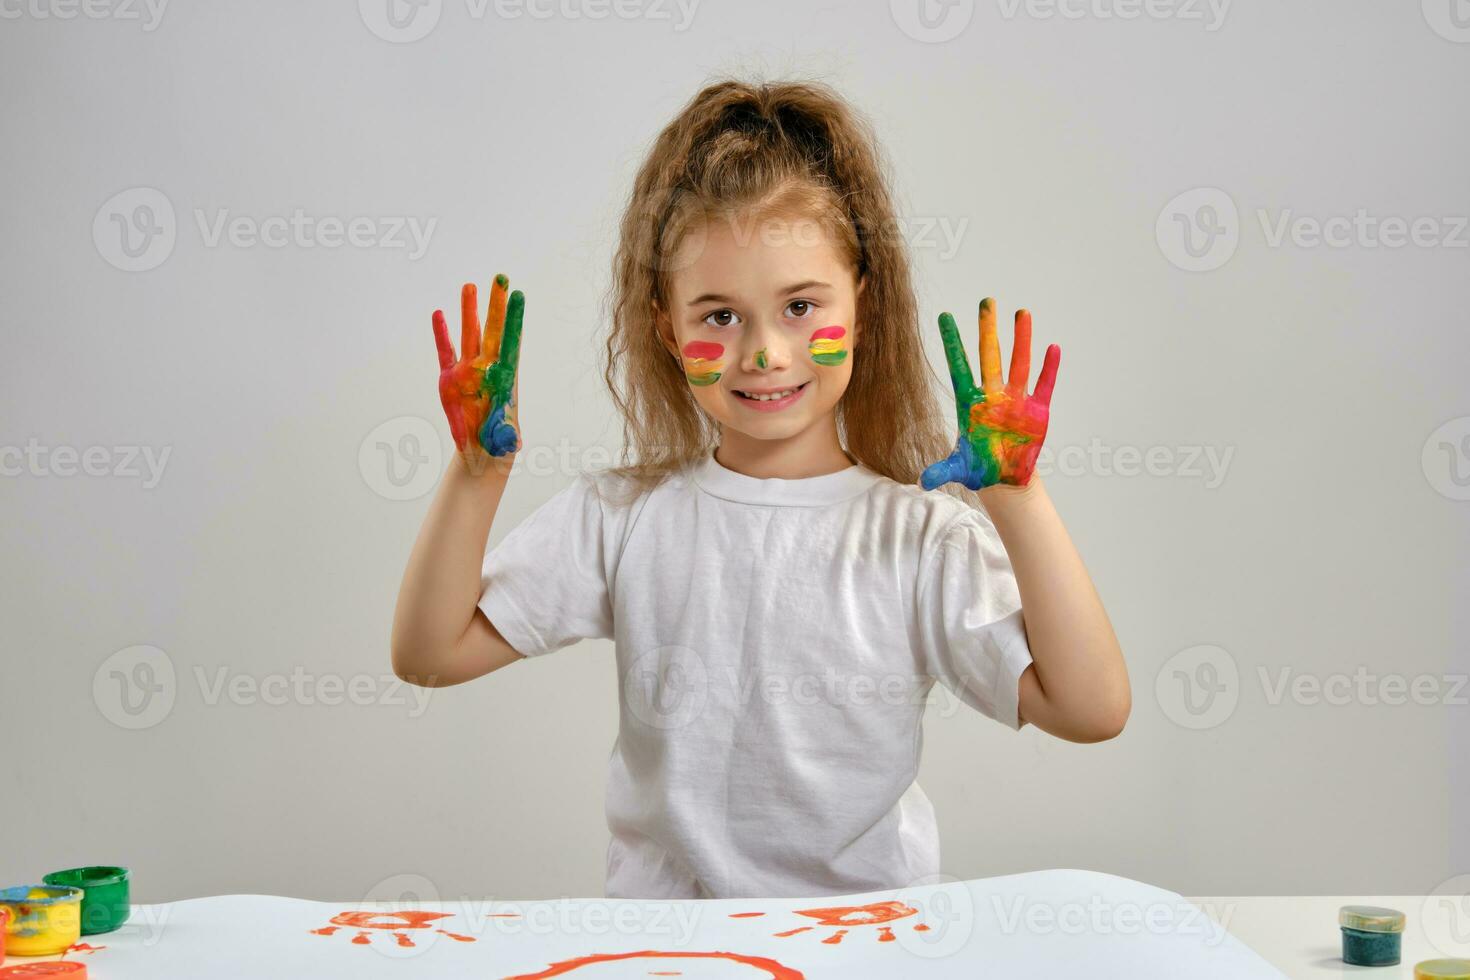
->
[477,473,613,657]
[915,510,1034,730]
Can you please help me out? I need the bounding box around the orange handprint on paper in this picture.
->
[310,910,474,948]
[731,899,931,946]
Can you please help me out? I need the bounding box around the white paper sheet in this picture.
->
[3,869,1286,978]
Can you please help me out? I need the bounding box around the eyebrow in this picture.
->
[685,280,834,307]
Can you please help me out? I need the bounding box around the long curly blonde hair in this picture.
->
[601,77,963,501]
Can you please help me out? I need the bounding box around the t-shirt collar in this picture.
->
[691,450,881,507]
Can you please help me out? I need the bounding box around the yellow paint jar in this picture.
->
[0,885,83,956]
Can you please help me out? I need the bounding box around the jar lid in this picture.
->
[0,885,85,906]
[1338,905,1406,933]
[0,964,89,978]
[42,866,130,889]
[1416,960,1470,980]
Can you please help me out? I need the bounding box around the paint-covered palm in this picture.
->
[922,298,1060,491]
[432,273,524,464]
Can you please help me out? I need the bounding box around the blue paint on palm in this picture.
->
[921,438,998,491]
[479,404,518,457]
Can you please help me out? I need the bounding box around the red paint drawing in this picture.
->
[61,942,107,957]
[502,949,804,979]
[310,910,475,947]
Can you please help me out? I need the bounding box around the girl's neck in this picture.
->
[713,416,853,480]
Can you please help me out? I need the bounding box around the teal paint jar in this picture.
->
[1339,905,1405,967]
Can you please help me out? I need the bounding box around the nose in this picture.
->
[741,318,791,373]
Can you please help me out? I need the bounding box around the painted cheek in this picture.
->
[681,340,725,386]
[807,326,847,366]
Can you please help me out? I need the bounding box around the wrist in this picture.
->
[452,449,514,483]
[979,475,1047,522]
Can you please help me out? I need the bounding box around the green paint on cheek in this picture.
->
[807,327,848,366]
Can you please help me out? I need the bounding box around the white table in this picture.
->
[1187,894,1470,977]
[5,879,1466,977]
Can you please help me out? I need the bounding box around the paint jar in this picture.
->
[0,885,83,957]
[41,867,130,935]
[1339,905,1405,966]
[1416,960,1470,980]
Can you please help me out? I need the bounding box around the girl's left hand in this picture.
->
[432,274,524,466]
[922,297,1060,492]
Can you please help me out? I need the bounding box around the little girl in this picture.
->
[392,79,1129,901]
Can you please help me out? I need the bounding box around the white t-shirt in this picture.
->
[478,450,1033,900]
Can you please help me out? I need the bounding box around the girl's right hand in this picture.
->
[432,273,524,470]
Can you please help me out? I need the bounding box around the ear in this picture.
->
[851,274,867,351]
[652,300,680,360]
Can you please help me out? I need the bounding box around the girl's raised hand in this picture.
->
[432,273,524,468]
[922,297,1060,492]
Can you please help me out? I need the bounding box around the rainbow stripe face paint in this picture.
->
[681,340,725,386]
[921,298,1060,491]
[808,326,847,366]
[432,273,524,459]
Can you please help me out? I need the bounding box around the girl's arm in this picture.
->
[982,479,1130,742]
[923,299,1129,742]
[391,456,523,687]
[390,275,527,687]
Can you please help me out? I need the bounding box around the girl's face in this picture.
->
[658,213,861,444]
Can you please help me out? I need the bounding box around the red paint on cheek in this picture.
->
[682,340,724,360]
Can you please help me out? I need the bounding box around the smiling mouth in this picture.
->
[734,381,810,402]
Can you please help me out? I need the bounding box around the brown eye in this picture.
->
[786,300,813,318]
[703,309,740,329]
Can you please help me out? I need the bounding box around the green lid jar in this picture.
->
[41,866,131,935]
[1339,905,1405,967]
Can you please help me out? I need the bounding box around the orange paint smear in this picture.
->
[821,929,847,945]
[67,943,107,955]
[794,900,917,927]
[504,949,804,979]
[328,911,452,931]
[773,926,812,938]
[312,910,478,947]
[728,912,766,918]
